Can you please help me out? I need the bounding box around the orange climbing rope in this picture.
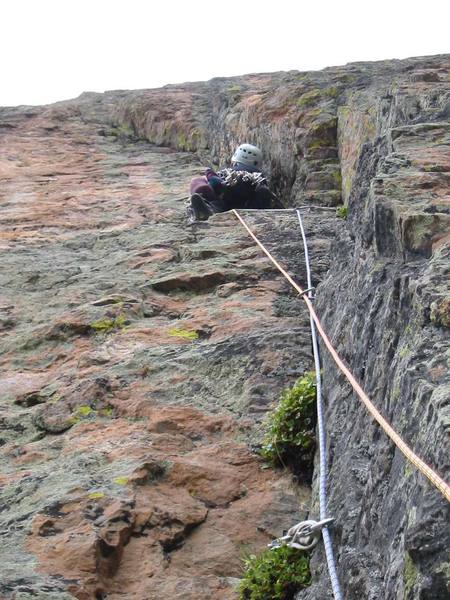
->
[232,209,450,503]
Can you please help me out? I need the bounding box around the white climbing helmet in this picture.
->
[231,143,263,170]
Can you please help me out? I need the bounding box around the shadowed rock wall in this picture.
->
[299,57,450,600]
[0,54,449,599]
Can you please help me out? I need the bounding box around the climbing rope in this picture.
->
[232,209,450,503]
[296,208,344,600]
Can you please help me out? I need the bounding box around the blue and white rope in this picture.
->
[296,208,344,600]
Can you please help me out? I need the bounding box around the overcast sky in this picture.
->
[1,0,449,107]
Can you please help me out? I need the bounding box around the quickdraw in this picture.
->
[269,518,335,551]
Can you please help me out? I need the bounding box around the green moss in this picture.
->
[404,552,419,598]
[239,545,311,600]
[261,373,316,479]
[114,476,129,486]
[324,86,340,98]
[90,317,116,332]
[90,313,127,333]
[114,313,127,328]
[297,86,340,109]
[89,491,105,500]
[78,405,93,417]
[297,89,321,107]
[69,405,97,424]
[228,84,242,93]
[336,206,348,219]
[169,327,199,341]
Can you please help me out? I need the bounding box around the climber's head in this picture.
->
[231,144,263,172]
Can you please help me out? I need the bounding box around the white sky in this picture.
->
[1,0,449,107]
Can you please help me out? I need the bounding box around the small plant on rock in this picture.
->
[168,327,199,341]
[90,313,127,333]
[69,405,96,425]
[336,205,348,219]
[261,373,316,481]
[239,545,311,600]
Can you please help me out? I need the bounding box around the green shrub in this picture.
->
[336,206,348,219]
[239,545,311,600]
[261,373,316,481]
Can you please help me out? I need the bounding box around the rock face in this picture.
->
[0,54,449,600]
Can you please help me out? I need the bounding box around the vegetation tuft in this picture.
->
[169,327,199,341]
[261,373,316,481]
[239,545,311,600]
[114,476,129,486]
[89,491,105,500]
[69,404,114,425]
[336,206,348,219]
[90,313,127,333]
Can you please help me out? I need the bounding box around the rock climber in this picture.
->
[186,143,283,223]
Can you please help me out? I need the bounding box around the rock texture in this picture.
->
[1,54,449,600]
